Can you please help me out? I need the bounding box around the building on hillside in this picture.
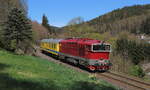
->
[138,34,150,44]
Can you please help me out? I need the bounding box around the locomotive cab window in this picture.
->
[86,45,91,51]
[92,44,110,52]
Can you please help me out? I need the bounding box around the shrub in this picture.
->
[130,65,145,78]
[116,37,150,65]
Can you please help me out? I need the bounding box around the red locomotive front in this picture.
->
[59,38,111,71]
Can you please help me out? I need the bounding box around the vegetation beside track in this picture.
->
[0,50,118,90]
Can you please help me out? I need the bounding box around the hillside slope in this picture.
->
[88,5,150,24]
[62,4,150,36]
[32,21,50,42]
[0,50,117,90]
[87,4,150,35]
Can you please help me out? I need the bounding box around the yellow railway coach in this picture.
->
[40,39,63,55]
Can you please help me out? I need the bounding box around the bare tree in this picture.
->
[68,17,84,25]
[0,0,28,24]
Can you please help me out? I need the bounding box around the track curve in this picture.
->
[34,48,150,90]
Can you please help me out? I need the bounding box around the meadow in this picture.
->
[0,50,117,90]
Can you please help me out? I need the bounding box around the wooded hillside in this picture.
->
[87,4,150,35]
[63,4,150,36]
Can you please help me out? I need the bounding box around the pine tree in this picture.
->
[42,14,52,34]
[3,8,32,52]
[42,14,49,27]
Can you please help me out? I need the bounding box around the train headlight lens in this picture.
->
[98,60,104,63]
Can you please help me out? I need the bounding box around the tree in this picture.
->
[42,14,49,28]
[42,14,52,34]
[140,16,150,35]
[3,8,32,53]
[0,0,27,24]
[68,17,84,25]
[67,24,94,37]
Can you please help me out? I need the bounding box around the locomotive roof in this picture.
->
[41,38,110,45]
[41,39,63,43]
[61,38,106,45]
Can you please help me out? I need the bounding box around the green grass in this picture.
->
[0,50,118,90]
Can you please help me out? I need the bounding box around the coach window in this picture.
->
[44,43,45,46]
[53,43,55,49]
[54,43,55,49]
[44,43,46,47]
[55,44,56,49]
[50,43,52,48]
[47,43,48,47]
[49,43,50,48]
[54,44,55,49]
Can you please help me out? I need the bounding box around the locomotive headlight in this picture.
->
[98,60,105,63]
[98,60,109,66]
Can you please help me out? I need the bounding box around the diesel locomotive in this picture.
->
[40,38,112,71]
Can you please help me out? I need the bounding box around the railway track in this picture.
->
[35,49,150,90]
[96,72,150,90]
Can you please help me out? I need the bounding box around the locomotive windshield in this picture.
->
[92,44,111,52]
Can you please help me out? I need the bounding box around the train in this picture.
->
[40,38,112,71]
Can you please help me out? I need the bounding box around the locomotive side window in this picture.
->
[92,44,110,51]
[86,45,91,51]
[105,45,110,50]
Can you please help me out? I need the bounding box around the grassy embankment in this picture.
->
[0,50,118,90]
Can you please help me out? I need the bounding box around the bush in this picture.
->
[0,32,4,49]
[130,65,145,78]
[116,37,150,65]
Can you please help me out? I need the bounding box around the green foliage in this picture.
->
[42,14,49,29]
[62,4,150,38]
[140,16,150,35]
[116,37,150,65]
[130,65,145,78]
[82,33,102,39]
[0,50,118,90]
[66,24,95,37]
[0,0,27,24]
[0,26,3,48]
[2,8,32,53]
[42,14,53,34]
[84,4,150,35]
[89,4,150,25]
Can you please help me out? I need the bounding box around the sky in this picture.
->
[28,0,150,27]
